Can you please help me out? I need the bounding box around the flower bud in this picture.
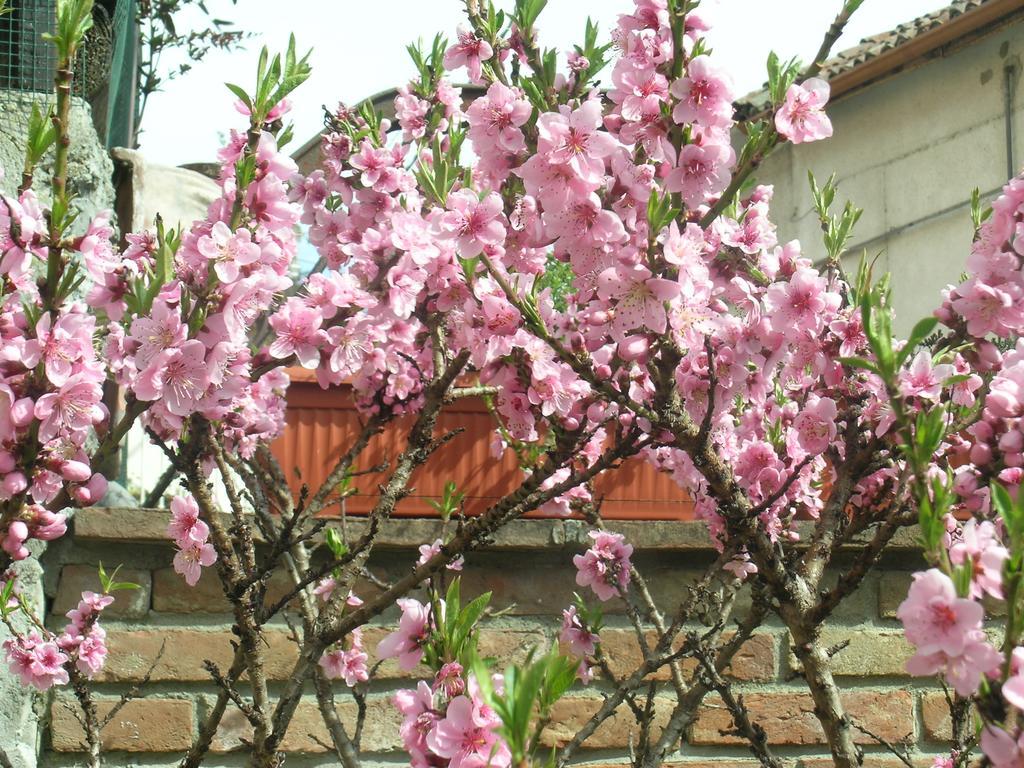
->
[59,460,92,482]
[10,398,33,428]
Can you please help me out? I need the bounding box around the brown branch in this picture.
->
[204,659,260,728]
[263,350,474,755]
[311,667,361,768]
[67,665,102,768]
[693,646,782,768]
[142,463,178,508]
[180,648,247,768]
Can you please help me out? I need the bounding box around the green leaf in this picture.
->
[325,528,348,558]
[837,356,879,374]
[0,577,17,616]
[225,83,252,110]
[897,317,939,367]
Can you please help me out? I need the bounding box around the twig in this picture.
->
[143,464,178,508]
[851,722,914,768]
[101,641,167,728]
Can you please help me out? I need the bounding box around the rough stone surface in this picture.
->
[151,565,296,613]
[98,628,298,682]
[210,698,402,753]
[49,697,193,752]
[789,628,914,677]
[0,556,45,768]
[921,691,953,741]
[540,695,673,749]
[0,96,114,230]
[598,629,777,682]
[878,571,914,619]
[33,506,955,767]
[799,760,935,768]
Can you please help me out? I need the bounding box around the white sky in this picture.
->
[137,0,952,166]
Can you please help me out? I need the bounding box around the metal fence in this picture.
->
[0,0,137,148]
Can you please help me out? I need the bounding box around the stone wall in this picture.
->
[13,509,953,768]
[0,94,114,226]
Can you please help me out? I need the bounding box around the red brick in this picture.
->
[151,566,297,613]
[99,629,298,682]
[597,629,776,683]
[211,698,402,753]
[921,690,953,741]
[539,695,672,749]
[691,690,914,747]
[50,697,193,752]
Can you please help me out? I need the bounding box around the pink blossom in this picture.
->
[196,222,261,283]
[466,83,532,153]
[433,661,466,699]
[133,340,209,416]
[950,278,1024,338]
[173,540,218,587]
[25,314,92,387]
[898,351,954,402]
[167,494,209,548]
[775,78,833,144]
[444,27,493,83]
[3,632,70,691]
[426,693,511,768]
[665,142,732,208]
[982,726,1024,768]
[33,374,104,443]
[573,530,633,601]
[537,100,618,185]
[65,591,114,630]
[437,190,506,258]
[1000,648,1024,710]
[763,268,839,336]
[597,264,681,340]
[313,577,337,602]
[612,66,669,122]
[268,298,326,368]
[543,193,626,250]
[949,519,1007,599]
[376,598,432,671]
[897,569,983,657]
[792,395,838,455]
[395,681,439,764]
[1,520,29,560]
[320,632,369,686]
[417,539,464,571]
[479,294,522,337]
[560,606,598,657]
[670,55,735,128]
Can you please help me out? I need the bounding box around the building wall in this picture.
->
[33,508,947,768]
[757,15,1024,334]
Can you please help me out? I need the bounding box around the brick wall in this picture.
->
[34,509,946,768]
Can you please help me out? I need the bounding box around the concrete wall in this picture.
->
[757,15,1024,335]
